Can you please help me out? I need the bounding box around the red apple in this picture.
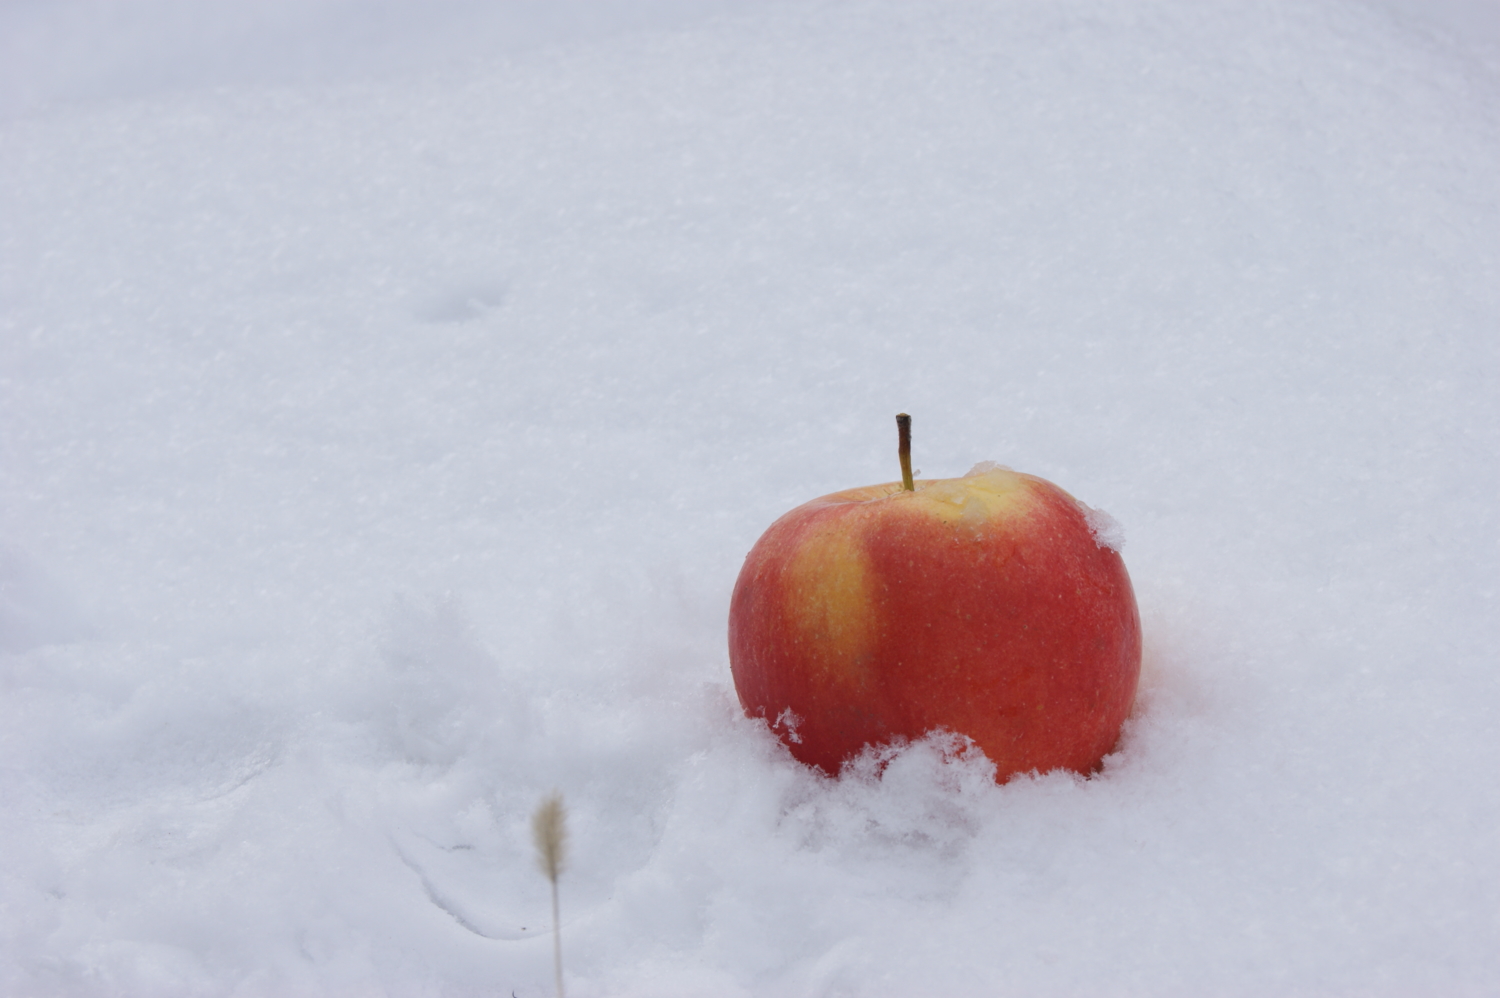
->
[728,419,1140,782]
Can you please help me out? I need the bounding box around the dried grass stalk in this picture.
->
[531,793,568,998]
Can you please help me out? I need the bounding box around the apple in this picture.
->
[728,415,1140,782]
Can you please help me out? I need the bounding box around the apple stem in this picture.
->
[896,413,915,491]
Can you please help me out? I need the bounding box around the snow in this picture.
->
[1080,504,1125,553]
[2,0,1498,994]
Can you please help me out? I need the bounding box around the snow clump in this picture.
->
[1081,503,1126,552]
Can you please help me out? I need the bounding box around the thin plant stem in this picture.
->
[531,793,568,998]
[550,875,563,998]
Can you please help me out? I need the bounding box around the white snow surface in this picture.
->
[3,0,1498,995]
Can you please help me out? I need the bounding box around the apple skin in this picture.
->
[728,466,1141,781]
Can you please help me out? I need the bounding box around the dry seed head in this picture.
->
[532,793,568,883]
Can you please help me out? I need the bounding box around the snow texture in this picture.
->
[1081,504,1126,553]
[2,0,1498,995]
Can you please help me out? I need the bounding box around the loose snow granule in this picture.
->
[1080,503,1126,551]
